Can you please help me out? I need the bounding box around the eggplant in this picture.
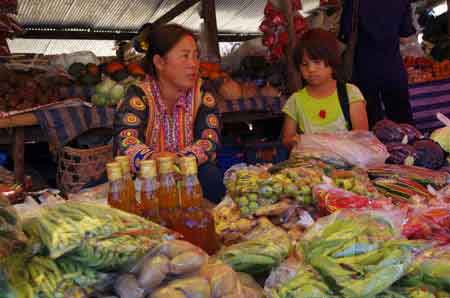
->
[138,255,170,290]
[399,123,423,144]
[386,143,418,165]
[114,274,144,298]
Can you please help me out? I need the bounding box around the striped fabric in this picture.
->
[216,96,287,114]
[34,105,114,151]
[409,78,450,133]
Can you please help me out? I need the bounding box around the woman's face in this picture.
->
[299,51,333,86]
[155,35,199,90]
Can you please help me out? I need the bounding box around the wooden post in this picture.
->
[13,127,25,184]
[153,0,201,27]
[200,0,221,62]
[448,0,450,39]
[280,0,302,93]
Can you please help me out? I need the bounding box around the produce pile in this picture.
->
[0,195,27,258]
[71,61,145,107]
[0,64,73,112]
[0,202,175,298]
[373,120,446,170]
[112,239,264,298]
[404,56,450,83]
[266,209,443,298]
[213,128,450,297]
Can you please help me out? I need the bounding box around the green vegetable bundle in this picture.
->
[271,266,334,298]
[401,246,450,292]
[57,257,113,290]
[22,202,170,258]
[217,222,291,275]
[299,210,417,298]
[68,232,160,271]
[0,195,27,259]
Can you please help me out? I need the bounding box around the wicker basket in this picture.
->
[57,144,113,194]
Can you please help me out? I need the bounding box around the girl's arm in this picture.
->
[349,101,369,131]
[282,115,301,150]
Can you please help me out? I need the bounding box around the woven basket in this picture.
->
[57,144,113,194]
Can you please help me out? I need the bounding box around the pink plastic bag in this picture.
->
[295,131,389,168]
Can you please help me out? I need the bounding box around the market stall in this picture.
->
[3,0,450,296]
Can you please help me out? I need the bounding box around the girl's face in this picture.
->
[155,35,200,90]
[299,52,333,86]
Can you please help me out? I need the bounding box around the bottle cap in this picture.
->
[115,156,131,174]
[106,162,122,181]
[180,155,198,175]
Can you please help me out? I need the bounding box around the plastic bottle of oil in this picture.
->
[140,160,160,222]
[174,156,219,254]
[115,155,139,215]
[106,162,123,210]
[156,156,178,228]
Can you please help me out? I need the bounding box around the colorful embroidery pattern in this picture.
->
[123,113,141,126]
[121,136,139,147]
[116,79,221,171]
[206,114,219,128]
[201,129,220,144]
[119,128,139,138]
[203,93,216,108]
[130,96,146,111]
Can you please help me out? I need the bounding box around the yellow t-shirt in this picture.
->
[282,84,365,134]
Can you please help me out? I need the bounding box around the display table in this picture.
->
[0,102,114,185]
[409,78,450,133]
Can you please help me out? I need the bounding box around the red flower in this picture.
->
[319,110,327,119]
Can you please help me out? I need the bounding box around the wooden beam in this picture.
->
[153,0,201,27]
[280,0,301,93]
[200,0,221,62]
[21,27,260,42]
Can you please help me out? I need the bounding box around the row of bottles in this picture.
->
[106,155,219,254]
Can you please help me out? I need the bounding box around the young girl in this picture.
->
[281,29,369,150]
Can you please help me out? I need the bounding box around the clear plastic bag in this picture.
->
[295,131,389,168]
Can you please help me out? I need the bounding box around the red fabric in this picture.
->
[0,37,9,56]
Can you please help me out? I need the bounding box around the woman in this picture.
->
[114,24,225,203]
[281,29,369,150]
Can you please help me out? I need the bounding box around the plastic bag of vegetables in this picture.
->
[216,219,291,275]
[299,210,419,298]
[0,195,27,258]
[401,245,450,291]
[22,202,172,259]
[270,265,335,298]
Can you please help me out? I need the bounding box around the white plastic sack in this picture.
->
[295,131,389,168]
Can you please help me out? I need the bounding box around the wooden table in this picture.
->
[0,112,39,184]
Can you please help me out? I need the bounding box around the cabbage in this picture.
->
[95,79,116,96]
[109,84,125,104]
[431,127,450,153]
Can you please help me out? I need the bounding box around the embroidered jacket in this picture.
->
[114,77,221,172]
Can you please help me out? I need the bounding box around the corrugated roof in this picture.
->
[7,38,117,56]
[16,0,320,33]
[9,0,320,55]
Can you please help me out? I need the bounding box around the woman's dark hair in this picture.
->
[142,24,196,76]
[292,28,341,71]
